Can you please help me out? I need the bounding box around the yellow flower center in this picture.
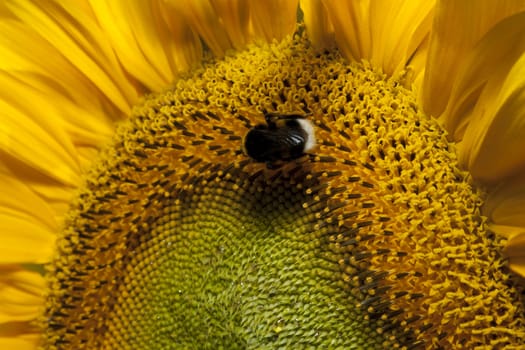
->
[43,34,525,349]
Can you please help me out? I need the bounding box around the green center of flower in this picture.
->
[43,35,525,349]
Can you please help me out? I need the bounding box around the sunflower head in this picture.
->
[39,33,525,349]
[3,2,525,350]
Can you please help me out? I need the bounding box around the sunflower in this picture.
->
[2,0,525,349]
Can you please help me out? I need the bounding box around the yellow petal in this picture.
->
[209,0,251,49]
[320,0,372,63]
[4,0,138,114]
[155,4,203,72]
[459,50,525,182]
[0,69,117,188]
[89,1,170,91]
[90,1,203,92]
[441,10,525,142]
[320,0,434,77]
[484,174,525,229]
[323,0,371,61]
[422,0,525,122]
[0,99,80,187]
[0,213,55,263]
[485,174,525,279]
[504,240,525,279]
[0,153,77,222]
[0,335,39,350]
[0,21,128,134]
[250,0,299,42]
[411,35,430,98]
[0,267,45,323]
[507,257,525,279]
[166,0,235,57]
[300,0,336,50]
[165,1,298,57]
[505,233,525,257]
[0,173,57,230]
[489,224,525,240]
[368,0,434,76]
[0,21,101,110]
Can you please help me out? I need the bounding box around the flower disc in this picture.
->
[43,35,525,349]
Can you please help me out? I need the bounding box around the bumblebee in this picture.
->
[242,112,316,166]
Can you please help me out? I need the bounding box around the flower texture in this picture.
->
[2,1,525,349]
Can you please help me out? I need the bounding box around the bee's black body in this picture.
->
[242,113,316,166]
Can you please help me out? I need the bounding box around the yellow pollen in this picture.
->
[42,34,525,349]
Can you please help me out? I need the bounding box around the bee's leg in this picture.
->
[264,112,312,125]
[263,112,281,127]
[295,153,316,165]
[265,161,281,170]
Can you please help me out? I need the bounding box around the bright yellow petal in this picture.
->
[411,35,430,97]
[489,224,525,240]
[506,256,525,279]
[0,99,80,187]
[164,0,298,57]
[484,174,525,230]
[0,21,127,153]
[0,172,57,230]
[505,234,525,278]
[0,70,111,190]
[0,5,123,219]
[505,234,525,257]
[368,0,434,76]
[209,0,251,49]
[320,0,371,63]
[0,20,107,114]
[485,174,525,279]
[166,1,236,57]
[0,213,55,263]
[4,0,138,114]
[250,0,299,42]
[0,267,43,349]
[319,0,434,77]
[459,50,525,182]
[300,0,335,50]
[439,10,525,142]
[0,336,39,350]
[0,267,45,323]
[156,4,203,72]
[89,1,171,91]
[422,0,525,122]
[0,46,116,174]
[89,1,203,92]
[0,162,74,226]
